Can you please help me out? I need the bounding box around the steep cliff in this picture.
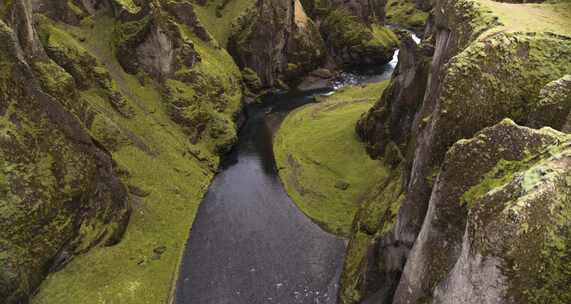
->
[0,1,130,302]
[228,0,399,89]
[384,0,430,34]
[395,119,571,304]
[228,0,327,88]
[1,0,244,303]
[342,0,571,303]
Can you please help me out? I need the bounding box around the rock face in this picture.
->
[114,0,241,154]
[342,0,571,303]
[319,8,398,67]
[228,0,327,87]
[394,120,570,304]
[228,0,398,88]
[356,32,433,158]
[115,2,201,80]
[301,0,387,23]
[384,0,430,34]
[1,0,245,302]
[0,1,130,302]
[529,75,571,132]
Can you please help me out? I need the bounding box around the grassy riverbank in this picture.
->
[274,82,391,236]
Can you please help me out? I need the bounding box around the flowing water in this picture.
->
[174,33,419,304]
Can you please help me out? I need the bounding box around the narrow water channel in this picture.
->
[174,33,418,304]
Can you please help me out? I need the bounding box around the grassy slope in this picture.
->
[31,13,238,304]
[193,0,255,47]
[479,0,571,36]
[274,82,390,236]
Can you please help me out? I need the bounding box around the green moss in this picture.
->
[31,14,220,304]
[359,169,405,235]
[434,32,571,162]
[67,0,85,17]
[274,81,390,236]
[479,0,571,36]
[114,0,142,14]
[172,22,242,153]
[385,0,428,31]
[0,0,13,20]
[467,147,571,304]
[241,67,262,91]
[32,61,75,98]
[339,231,372,303]
[193,0,255,47]
[35,14,102,88]
[320,8,398,65]
[461,158,532,207]
[36,15,91,63]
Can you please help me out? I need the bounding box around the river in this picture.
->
[174,33,418,304]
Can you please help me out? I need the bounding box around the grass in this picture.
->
[372,25,400,48]
[31,14,225,304]
[385,0,428,30]
[274,82,391,236]
[192,0,255,47]
[479,0,571,37]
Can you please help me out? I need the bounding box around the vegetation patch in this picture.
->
[479,0,571,36]
[30,13,228,304]
[114,0,142,14]
[385,0,428,32]
[274,82,390,236]
[320,8,399,66]
[193,0,255,47]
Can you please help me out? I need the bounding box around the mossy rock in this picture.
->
[228,0,326,87]
[320,8,398,66]
[529,74,571,131]
[392,119,571,303]
[385,0,429,33]
[0,18,130,303]
[429,32,571,164]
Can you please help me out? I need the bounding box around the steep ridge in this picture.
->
[0,3,130,302]
[341,0,571,303]
[1,0,243,303]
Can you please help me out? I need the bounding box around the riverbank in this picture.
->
[274,82,391,236]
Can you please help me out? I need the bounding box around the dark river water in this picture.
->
[173,35,412,303]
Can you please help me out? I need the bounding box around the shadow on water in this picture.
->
[173,32,418,302]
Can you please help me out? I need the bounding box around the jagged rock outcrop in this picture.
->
[356,33,433,158]
[342,0,571,303]
[0,1,130,302]
[113,0,241,153]
[384,0,430,34]
[394,119,570,304]
[115,3,200,80]
[301,0,387,23]
[319,8,398,67]
[529,74,571,132]
[228,0,400,88]
[228,0,327,87]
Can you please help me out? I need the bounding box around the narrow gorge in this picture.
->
[0,0,569,304]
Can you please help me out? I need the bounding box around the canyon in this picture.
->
[0,0,569,304]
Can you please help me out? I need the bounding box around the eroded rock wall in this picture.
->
[228,0,327,88]
[1,0,245,302]
[0,1,130,302]
[343,0,571,303]
[228,0,399,89]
